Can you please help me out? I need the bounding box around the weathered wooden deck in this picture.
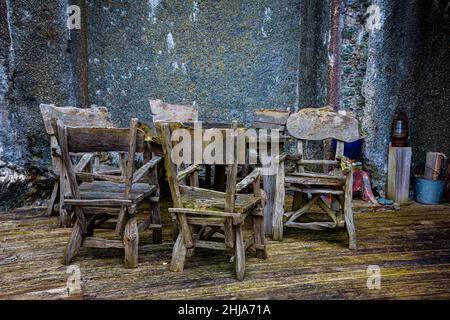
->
[1,199,450,300]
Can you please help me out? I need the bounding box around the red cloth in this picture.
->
[353,170,379,205]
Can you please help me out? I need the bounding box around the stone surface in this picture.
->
[0,0,449,209]
[87,0,302,126]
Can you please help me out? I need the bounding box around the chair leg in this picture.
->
[235,225,246,281]
[150,198,163,244]
[47,181,59,217]
[344,174,357,250]
[344,204,357,250]
[170,233,187,272]
[272,161,285,241]
[123,217,139,268]
[252,213,267,259]
[62,221,84,266]
[59,172,71,228]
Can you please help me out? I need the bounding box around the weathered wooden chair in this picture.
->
[156,121,267,280]
[54,118,162,268]
[273,107,359,249]
[40,104,119,226]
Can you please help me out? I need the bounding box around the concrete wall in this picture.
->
[1,0,77,209]
[87,0,303,126]
[0,0,449,209]
[410,0,450,174]
[340,0,450,189]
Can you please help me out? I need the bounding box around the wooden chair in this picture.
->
[273,107,359,249]
[54,118,162,268]
[40,104,118,226]
[156,121,267,280]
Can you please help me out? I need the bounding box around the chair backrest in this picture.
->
[156,121,239,212]
[286,106,360,170]
[40,104,114,135]
[253,109,291,132]
[55,118,146,200]
[150,99,199,122]
[40,104,114,174]
[286,106,359,143]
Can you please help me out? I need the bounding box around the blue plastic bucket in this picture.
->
[415,178,446,205]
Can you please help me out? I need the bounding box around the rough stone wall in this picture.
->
[0,0,77,210]
[87,0,302,127]
[298,0,331,108]
[340,0,423,189]
[410,0,450,174]
[0,0,449,210]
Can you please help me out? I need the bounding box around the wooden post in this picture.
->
[327,0,343,111]
[387,145,412,205]
[272,157,285,241]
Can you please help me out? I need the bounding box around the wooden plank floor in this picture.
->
[1,199,450,300]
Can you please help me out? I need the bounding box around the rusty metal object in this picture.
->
[327,0,343,111]
[70,0,89,108]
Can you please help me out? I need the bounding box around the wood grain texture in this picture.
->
[387,146,412,205]
[40,104,113,135]
[287,106,359,142]
[2,202,450,299]
[66,127,145,153]
[150,99,198,122]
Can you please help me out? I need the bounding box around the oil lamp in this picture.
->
[391,111,409,147]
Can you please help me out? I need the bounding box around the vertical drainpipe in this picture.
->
[324,0,343,163]
[327,0,343,111]
[71,0,89,108]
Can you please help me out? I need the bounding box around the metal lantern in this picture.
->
[391,111,409,147]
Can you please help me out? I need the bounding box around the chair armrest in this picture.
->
[236,168,261,192]
[177,164,200,182]
[132,156,162,183]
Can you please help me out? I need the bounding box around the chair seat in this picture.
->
[179,186,260,214]
[78,181,157,203]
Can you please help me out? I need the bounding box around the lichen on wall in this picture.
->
[0,0,449,210]
[87,0,302,126]
[340,0,422,190]
[0,0,76,209]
